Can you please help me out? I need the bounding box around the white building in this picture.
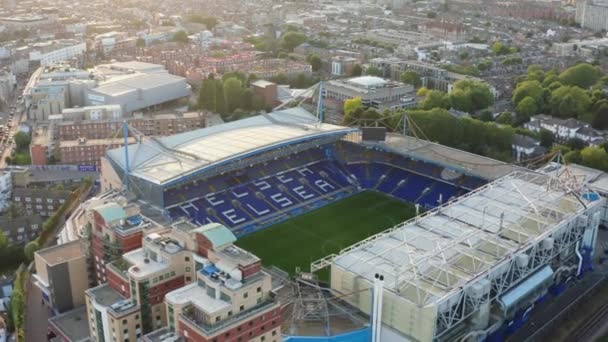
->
[576,0,608,31]
[324,76,416,111]
[29,40,87,66]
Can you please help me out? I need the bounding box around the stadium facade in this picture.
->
[101,107,606,342]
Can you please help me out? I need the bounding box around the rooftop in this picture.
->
[330,171,598,307]
[87,283,125,307]
[36,240,85,266]
[347,76,387,88]
[107,107,355,185]
[124,248,172,279]
[165,282,231,315]
[48,306,90,342]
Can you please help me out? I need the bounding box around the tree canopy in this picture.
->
[365,66,383,77]
[559,63,603,89]
[279,31,307,52]
[401,71,422,88]
[449,80,494,112]
[351,64,362,77]
[421,90,450,110]
[14,132,30,149]
[549,85,591,118]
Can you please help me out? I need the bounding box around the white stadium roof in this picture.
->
[329,171,597,307]
[107,108,355,185]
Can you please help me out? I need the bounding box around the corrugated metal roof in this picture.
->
[106,108,356,185]
[200,223,237,248]
[499,265,553,310]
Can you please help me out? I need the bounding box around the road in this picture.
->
[0,84,27,169]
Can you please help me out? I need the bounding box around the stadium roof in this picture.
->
[91,72,185,96]
[330,171,597,307]
[379,134,522,180]
[107,107,356,185]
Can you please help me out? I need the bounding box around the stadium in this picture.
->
[101,107,606,342]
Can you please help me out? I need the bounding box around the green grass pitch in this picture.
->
[235,191,417,275]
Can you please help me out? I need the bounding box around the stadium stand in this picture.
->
[164,142,485,236]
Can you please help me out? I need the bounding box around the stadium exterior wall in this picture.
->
[330,265,437,342]
[284,328,371,342]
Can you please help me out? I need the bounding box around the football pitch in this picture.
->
[235,191,417,276]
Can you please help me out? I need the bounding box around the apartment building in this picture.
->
[58,137,136,168]
[86,219,282,342]
[13,187,70,217]
[0,170,11,211]
[324,76,416,111]
[54,112,206,140]
[576,0,608,31]
[87,198,162,284]
[33,240,92,314]
[0,214,44,244]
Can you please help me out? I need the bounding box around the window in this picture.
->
[185,267,191,272]
[240,305,244,312]
[257,287,262,293]
[185,256,190,262]
[243,292,248,299]
[272,331,277,336]
[122,319,127,325]
[216,316,220,322]
[228,311,232,317]
[261,337,266,341]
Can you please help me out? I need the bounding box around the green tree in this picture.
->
[172,30,189,43]
[512,80,544,106]
[549,85,591,118]
[565,149,582,164]
[479,110,494,122]
[581,146,608,171]
[539,129,554,148]
[241,88,253,110]
[515,96,538,123]
[307,54,322,72]
[559,63,603,89]
[344,97,363,115]
[223,77,244,113]
[496,112,514,125]
[365,66,383,77]
[13,132,30,150]
[24,240,40,261]
[450,79,494,111]
[252,94,265,111]
[280,31,307,52]
[215,79,227,116]
[351,64,362,76]
[592,100,608,130]
[0,231,7,249]
[421,90,450,110]
[450,89,473,112]
[401,71,422,88]
[198,77,216,111]
[417,87,429,97]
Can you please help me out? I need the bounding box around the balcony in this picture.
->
[180,298,277,336]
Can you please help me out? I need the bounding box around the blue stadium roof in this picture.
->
[106,108,356,185]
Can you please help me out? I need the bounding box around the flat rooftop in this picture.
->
[331,171,599,306]
[49,306,90,342]
[87,283,125,307]
[124,248,171,279]
[107,107,355,185]
[36,240,85,266]
[165,282,231,315]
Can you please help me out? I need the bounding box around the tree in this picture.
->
[564,150,582,164]
[549,85,591,118]
[172,30,189,44]
[344,97,363,115]
[515,96,538,123]
[401,71,422,88]
[421,90,450,110]
[479,110,494,122]
[252,94,266,111]
[214,79,227,116]
[223,77,243,113]
[450,79,494,111]
[581,146,608,171]
[13,132,30,150]
[496,112,514,125]
[592,100,608,130]
[450,89,473,112]
[417,87,429,97]
[559,63,603,89]
[512,80,544,106]
[0,231,7,249]
[241,88,253,110]
[307,54,322,72]
[24,240,39,261]
[539,129,554,148]
[279,31,307,52]
[365,66,383,77]
[351,64,362,77]
[198,77,216,111]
